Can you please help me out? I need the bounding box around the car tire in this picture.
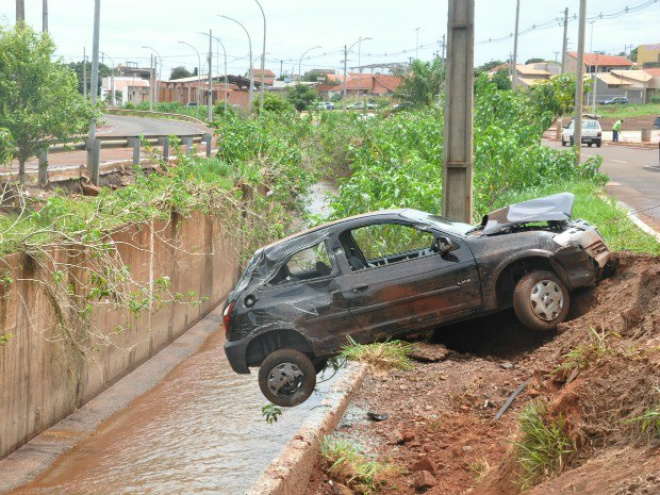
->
[569,136,574,147]
[513,270,570,332]
[258,349,316,407]
[588,142,593,147]
[561,139,566,147]
[596,139,602,148]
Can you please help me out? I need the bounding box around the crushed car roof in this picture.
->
[481,193,575,235]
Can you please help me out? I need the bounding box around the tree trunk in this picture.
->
[18,159,25,184]
[16,0,25,22]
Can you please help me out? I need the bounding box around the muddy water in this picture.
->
[11,330,340,495]
[9,182,341,495]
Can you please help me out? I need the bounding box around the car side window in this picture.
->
[348,223,435,268]
[269,241,333,285]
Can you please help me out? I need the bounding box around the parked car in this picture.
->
[223,193,612,406]
[601,97,629,105]
[654,116,660,129]
[313,101,335,110]
[561,117,602,147]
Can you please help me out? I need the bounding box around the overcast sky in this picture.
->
[1,0,659,79]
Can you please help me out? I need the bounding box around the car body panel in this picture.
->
[223,196,612,374]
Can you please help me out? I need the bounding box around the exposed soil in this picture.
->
[598,116,657,132]
[309,252,660,495]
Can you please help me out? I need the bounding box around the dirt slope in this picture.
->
[310,253,660,495]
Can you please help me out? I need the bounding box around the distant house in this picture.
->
[593,70,654,104]
[565,52,634,74]
[323,73,402,99]
[514,63,560,90]
[637,44,660,67]
[101,76,150,105]
[249,69,276,86]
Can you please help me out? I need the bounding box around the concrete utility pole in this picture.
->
[254,0,266,114]
[208,29,213,122]
[561,7,568,74]
[442,0,474,223]
[441,34,446,62]
[142,46,162,103]
[42,0,48,32]
[574,0,587,164]
[102,52,116,106]
[16,0,25,22]
[511,0,521,90]
[592,53,599,114]
[342,45,349,109]
[87,0,101,185]
[415,27,420,60]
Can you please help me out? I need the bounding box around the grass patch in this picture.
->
[321,436,403,493]
[551,327,619,380]
[625,387,660,438]
[490,180,660,256]
[340,337,415,371]
[513,400,574,490]
[468,457,491,484]
[595,103,660,120]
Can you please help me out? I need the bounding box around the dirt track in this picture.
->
[310,253,660,495]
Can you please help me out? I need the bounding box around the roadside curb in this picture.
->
[0,304,227,494]
[246,362,367,495]
[616,200,660,243]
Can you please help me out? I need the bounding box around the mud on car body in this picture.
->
[223,193,612,406]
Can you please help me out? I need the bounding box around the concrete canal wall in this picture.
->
[0,212,239,459]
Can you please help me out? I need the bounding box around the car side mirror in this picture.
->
[435,236,458,254]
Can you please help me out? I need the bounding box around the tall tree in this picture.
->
[170,66,192,80]
[0,25,94,183]
[394,57,445,108]
[67,60,111,95]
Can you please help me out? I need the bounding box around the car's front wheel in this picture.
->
[513,270,570,331]
[258,349,316,407]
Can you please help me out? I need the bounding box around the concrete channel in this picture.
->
[1,180,351,495]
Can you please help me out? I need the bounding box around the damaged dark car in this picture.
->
[223,193,611,406]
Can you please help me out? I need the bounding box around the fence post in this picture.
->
[128,136,141,165]
[158,136,170,162]
[37,149,49,187]
[203,133,212,158]
[183,137,194,155]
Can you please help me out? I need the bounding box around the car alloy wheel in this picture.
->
[530,280,563,321]
[258,348,316,407]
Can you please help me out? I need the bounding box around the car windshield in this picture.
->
[399,210,474,235]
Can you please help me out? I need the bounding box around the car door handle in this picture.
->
[352,283,369,293]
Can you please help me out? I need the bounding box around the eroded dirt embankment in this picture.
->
[310,252,660,495]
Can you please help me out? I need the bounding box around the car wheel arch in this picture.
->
[245,328,315,368]
[494,254,570,310]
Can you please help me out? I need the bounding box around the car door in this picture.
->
[256,239,363,353]
[333,221,481,339]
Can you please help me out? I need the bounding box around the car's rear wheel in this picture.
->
[569,136,574,147]
[513,270,570,332]
[596,139,602,148]
[258,349,316,407]
[561,138,566,147]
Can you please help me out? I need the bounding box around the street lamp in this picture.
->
[343,37,372,109]
[142,45,162,104]
[178,41,202,119]
[298,45,322,81]
[253,0,267,114]
[101,51,116,106]
[200,32,229,114]
[219,15,253,114]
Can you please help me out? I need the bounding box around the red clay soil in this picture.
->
[309,253,660,495]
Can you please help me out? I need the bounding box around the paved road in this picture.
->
[99,114,209,137]
[545,140,660,230]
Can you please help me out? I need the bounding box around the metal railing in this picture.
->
[32,132,214,186]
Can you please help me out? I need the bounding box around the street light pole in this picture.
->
[298,45,322,81]
[512,0,520,90]
[208,29,213,122]
[253,0,267,114]
[342,37,372,109]
[219,15,253,114]
[101,52,116,106]
[415,27,420,60]
[178,41,202,120]
[142,46,162,103]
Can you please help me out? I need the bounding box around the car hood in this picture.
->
[480,193,575,235]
